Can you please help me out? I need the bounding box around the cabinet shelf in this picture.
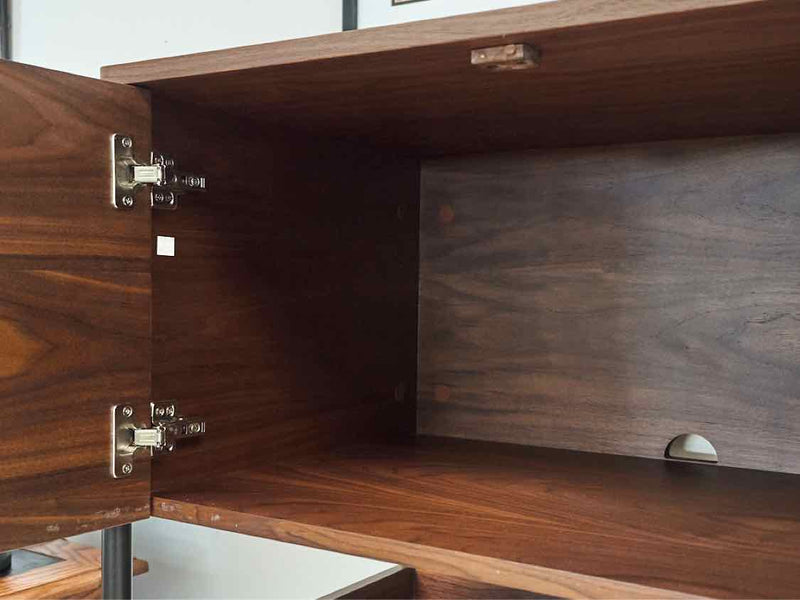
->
[153,437,800,598]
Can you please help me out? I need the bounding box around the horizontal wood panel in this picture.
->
[149,99,419,490]
[419,134,800,474]
[0,61,152,551]
[153,437,800,598]
[102,0,769,82]
[103,1,800,155]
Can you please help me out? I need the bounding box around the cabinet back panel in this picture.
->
[419,134,800,474]
[150,100,419,490]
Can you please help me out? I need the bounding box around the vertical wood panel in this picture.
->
[149,98,419,489]
[419,134,800,474]
[0,62,152,551]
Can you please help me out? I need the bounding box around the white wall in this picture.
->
[10,0,546,598]
[71,520,390,599]
[360,0,550,28]
[11,0,551,78]
[10,0,342,78]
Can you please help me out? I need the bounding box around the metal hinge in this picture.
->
[111,133,206,211]
[111,402,206,478]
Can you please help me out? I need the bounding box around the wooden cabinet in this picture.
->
[2,1,799,597]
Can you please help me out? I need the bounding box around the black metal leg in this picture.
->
[343,0,358,31]
[101,524,132,600]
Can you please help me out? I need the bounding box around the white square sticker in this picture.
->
[156,236,175,257]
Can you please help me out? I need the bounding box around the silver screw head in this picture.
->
[121,195,134,208]
[121,463,133,475]
[153,191,176,206]
[122,405,133,418]
[189,422,201,434]
[155,407,165,417]
[166,405,176,417]
[121,137,133,148]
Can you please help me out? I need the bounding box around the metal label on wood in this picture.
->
[471,44,540,71]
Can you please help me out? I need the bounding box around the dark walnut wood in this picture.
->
[0,61,152,552]
[322,566,415,600]
[153,437,800,598]
[148,98,419,490]
[419,134,800,475]
[415,574,554,599]
[102,1,800,155]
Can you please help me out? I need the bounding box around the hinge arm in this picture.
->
[132,427,165,448]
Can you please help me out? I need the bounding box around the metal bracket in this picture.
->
[471,44,540,71]
[111,133,206,211]
[111,402,206,478]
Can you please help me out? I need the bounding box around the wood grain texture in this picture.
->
[415,573,554,599]
[0,539,147,599]
[0,61,152,551]
[419,134,800,475]
[0,62,151,271]
[153,437,800,598]
[322,566,415,600]
[102,1,800,155]
[149,98,419,490]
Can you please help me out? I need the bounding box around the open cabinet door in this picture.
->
[0,61,152,551]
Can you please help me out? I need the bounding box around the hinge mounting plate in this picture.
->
[111,133,206,211]
[111,402,206,479]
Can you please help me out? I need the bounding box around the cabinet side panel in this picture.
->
[150,99,419,489]
[419,134,800,474]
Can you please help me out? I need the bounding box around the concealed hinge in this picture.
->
[111,133,206,211]
[111,402,206,478]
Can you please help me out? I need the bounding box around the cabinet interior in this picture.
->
[108,2,800,596]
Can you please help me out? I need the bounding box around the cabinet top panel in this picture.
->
[101,0,770,83]
[101,0,800,154]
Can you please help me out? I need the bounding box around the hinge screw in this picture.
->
[153,191,176,206]
[121,137,133,149]
[155,407,166,418]
[121,463,133,475]
[122,405,134,418]
[166,405,175,417]
[121,195,134,208]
